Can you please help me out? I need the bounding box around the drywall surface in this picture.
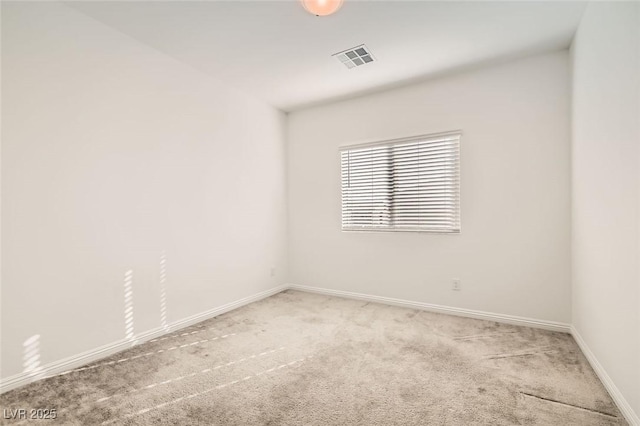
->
[288,51,571,323]
[1,2,287,379]
[571,2,640,419]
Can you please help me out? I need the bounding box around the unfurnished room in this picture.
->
[0,0,639,425]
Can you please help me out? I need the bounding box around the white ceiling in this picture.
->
[69,1,587,112]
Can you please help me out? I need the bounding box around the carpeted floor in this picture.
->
[0,290,626,425]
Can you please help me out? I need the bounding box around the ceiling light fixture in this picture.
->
[301,0,344,16]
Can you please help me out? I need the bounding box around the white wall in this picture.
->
[288,51,571,323]
[571,2,640,420]
[1,2,287,379]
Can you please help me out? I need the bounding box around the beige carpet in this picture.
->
[0,290,626,425]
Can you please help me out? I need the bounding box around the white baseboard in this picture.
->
[4,282,636,426]
[570,326,639,426]
[287,284,571,333]
[289,284,640,424]
[0,284,288,394]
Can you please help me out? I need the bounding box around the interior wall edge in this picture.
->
[5,281,637,426]
[287,283,571,333]
[571,325,640,426]
[289,283,638,424]
[0,284,288,395]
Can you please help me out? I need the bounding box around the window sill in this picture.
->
[341,228,460,234]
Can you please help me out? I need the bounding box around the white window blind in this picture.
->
[341,132,461,233]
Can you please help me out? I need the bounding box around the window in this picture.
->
[340,132,461,233]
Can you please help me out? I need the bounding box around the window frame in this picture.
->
[340,131,462,234]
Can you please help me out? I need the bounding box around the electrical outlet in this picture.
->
[270,267,276,277]
[452,279,461,291]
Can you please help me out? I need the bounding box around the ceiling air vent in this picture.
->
[333,44,374,69]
